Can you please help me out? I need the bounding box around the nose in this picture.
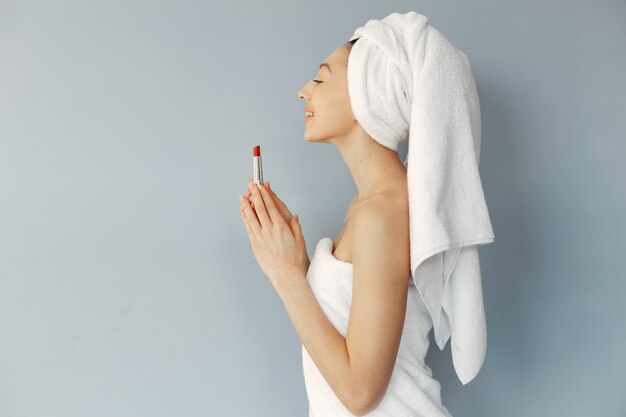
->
[297,81,311,101]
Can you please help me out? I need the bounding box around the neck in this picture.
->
[334,127,407,201]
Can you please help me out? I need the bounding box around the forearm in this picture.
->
[274,271,356,411]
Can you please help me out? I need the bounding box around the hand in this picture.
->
[244,179,293,224]
[244,179,311,271]
[239,180,309,287]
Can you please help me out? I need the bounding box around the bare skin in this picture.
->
[297,43,410,263]
[241,44,411,415]
[296,44,412,414]
[246,45,409,264]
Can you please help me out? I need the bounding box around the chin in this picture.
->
[304,130,327,143]
[304,136,324,144]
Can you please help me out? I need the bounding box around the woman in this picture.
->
[239,11,494,417]
[239,42,445,417]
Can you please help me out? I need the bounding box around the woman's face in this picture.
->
[297,45,357,144]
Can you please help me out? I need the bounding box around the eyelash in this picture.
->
[313,79,322,85]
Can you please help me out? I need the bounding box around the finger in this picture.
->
[256,182,283,225]
[246,179,255,208]
[240,200,256,243]
[267,188,292,217]
[249,182,272,227]
[240,194,262,239]
[289,214,300,239]
[241,196,261,240]
[245,182,257,208]
[267,185,285,205]
[293,215,302,240]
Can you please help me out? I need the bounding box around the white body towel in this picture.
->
[303,238,454,417]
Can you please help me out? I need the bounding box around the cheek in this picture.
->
[320,93,353,126]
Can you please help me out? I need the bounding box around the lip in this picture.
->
[305,114,314,123]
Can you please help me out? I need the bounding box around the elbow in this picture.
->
[349,398,377,417]
[349,402,370,417]
[348,386,383,417]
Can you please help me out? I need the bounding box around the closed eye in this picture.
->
[312,79,323,85]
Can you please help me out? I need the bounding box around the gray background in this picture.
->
[1,1,625,416]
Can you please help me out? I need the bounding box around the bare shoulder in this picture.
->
[361,190,407,217]
[355,190,408,238]
[345,190,410,412]
[352,190,410,278]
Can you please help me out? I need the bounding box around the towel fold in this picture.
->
[347,11,495,385]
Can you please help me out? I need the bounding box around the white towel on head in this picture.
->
[346,11,496,385]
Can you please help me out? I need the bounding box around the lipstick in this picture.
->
[253,145,264,186]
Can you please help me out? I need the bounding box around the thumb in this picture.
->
[290,215,301,240]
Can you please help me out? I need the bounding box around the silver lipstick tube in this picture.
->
[253,155,263,186]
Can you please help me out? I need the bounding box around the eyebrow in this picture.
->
[319,62,333,75]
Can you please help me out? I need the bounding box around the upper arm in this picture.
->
[345,202,410,415]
